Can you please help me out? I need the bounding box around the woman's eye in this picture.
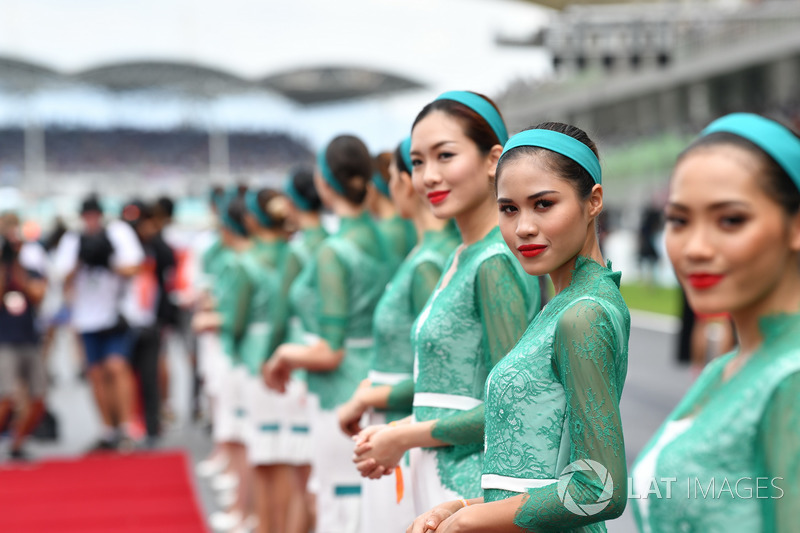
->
[411,158,422,168]
[664,215,687,227]
[499,205,517,214]
[534,199,553,209]
[720,215,747,228]
[438,152,454,161]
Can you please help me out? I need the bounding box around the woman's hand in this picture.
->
[406,500,464,533]
[352,424,406,479]
[262,350,292,392]
[338,394,368,437]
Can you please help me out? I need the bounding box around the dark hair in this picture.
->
[255,188,290,230]
[42,217,68,251]
[155,196,174,218]
[496,122,599,200]
[325,135,373,204]
[291,166,322,211]
[226,195,249,236]
[374,152,392,185]
[677,129,800,214]
[394,142,411,175]
[411,92,504,155]
[80,194,103,215]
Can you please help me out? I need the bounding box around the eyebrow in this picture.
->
[668,200,751,211]
[409,140,456,156]
[497,190,559,204]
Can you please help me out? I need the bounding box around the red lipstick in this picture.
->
[687,273,725,289]
[517,244,547,258]
[427,190,450,205]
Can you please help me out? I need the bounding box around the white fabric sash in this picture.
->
[481,474,558,493]
[368,370,412,386]
[413,392,483,411]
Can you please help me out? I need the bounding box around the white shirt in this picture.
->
[54,219,144,333]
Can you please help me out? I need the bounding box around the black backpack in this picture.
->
[78,228,114,269]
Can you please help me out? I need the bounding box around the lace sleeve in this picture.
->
[316,244,348,351]
[266,250,301,357]
[757,370,800,532]
[410,261,443,316]
[432,254,531,447]
[514,299,627,531]
[386,378,415,411]
[476,254,531,367]
[223,261,253,343]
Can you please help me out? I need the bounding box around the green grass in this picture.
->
[619,283,682,317]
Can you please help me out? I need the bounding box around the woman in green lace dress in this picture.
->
[629,114,800,533]
[337,137,461,531]
[352,92,541,515]
[408,122,631,533]
[264,135,391,533]
[369,151,417,272]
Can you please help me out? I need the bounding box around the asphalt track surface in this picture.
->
[5,312,692,533]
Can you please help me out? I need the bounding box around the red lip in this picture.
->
[517,244,547,258]
[427,190,450,205]
[687,273,725,289]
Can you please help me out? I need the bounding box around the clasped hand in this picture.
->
[352,424,405,479]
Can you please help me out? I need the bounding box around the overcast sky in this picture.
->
[0,0,553,149]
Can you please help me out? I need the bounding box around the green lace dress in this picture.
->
[361,223,460,533]
[286,226,328,349]
[376,214,417,272]
[483,257,630,533]
[369,223,460,422]
[631,310,800,533]
[410,225,541,510]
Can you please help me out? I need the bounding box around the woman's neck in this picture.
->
[332,198,363,218]
[454,194,497,246]
[412,201,448,241]
[298,212,321,231]
[372,196,396,220]
[549,228,604,295]
[252,227,281,242]
[730,259,800,357]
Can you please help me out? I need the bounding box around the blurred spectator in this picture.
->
[54,195,144,451]
[0,213,49,461]
[638,204,662,285]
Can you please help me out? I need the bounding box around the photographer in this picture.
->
[54,195,144,451]
[0,213,48,461]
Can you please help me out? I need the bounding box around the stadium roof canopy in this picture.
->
[0,0,551,103]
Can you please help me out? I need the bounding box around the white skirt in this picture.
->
[409,447,461,516]
[197,332,224,398]
[310,403,363,533]
[245,375,312,466]
[360,411,416,533]
[213,360,248,444]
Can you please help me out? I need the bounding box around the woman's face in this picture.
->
[497,154,599,276]
[410,111,497,220]
[665,145,800,316]
[388,158,414,219]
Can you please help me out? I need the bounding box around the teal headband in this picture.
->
[435,91,509,145]
[701,113,800,192]
[372,172,391,198]
[399,136,413,174]
[284,178,312,212]
[317,147,346,195]
[245,190,272,228]
[500,129,602,185]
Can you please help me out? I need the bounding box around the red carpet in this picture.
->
[0,451,208,533]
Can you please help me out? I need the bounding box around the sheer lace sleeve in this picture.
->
[223,261,253,344]
[266,250,301,357]
[316,244,348,351]
[514,299,627,531]
[757,370,800,532]
[432,254,531,447]
[476,254,531,368]
[410,261,443,316]
[387,378,415,411]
